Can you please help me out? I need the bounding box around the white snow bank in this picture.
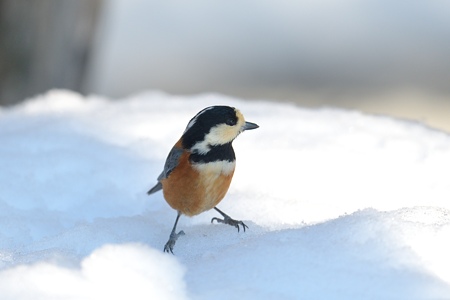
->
[0,244,187,300]
[0,90,449,299]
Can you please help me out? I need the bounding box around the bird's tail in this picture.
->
[147,182,162,195]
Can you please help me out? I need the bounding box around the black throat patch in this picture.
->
[190,143,236,164]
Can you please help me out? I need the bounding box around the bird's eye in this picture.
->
[225,118,236,126]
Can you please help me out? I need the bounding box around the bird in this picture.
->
[147,105,259,253]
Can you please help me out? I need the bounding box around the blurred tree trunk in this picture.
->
[0,0,103,105]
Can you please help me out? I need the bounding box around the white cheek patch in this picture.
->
[209,124,240,144]
[191,123,240,154]
[192,160,236,176]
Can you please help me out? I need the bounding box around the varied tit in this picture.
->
[147,105,259,253]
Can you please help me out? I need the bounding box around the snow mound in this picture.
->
[0,244,187,300]
[0,89,449,299]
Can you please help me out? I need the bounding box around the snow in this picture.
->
[1,89,450,299]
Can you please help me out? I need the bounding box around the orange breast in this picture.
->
[161,151,235,217]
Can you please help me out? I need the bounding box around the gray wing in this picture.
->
[147,147,184,195]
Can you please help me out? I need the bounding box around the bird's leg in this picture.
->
[211,207,248,232]
[164,212,185,254]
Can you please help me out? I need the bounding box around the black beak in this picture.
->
[243,121,259,131]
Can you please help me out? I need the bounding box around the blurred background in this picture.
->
[1,0,450,132]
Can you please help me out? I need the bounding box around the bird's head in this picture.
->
[181,106,259,154]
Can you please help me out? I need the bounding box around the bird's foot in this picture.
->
[211,215,248,232]
[164,230,185,254]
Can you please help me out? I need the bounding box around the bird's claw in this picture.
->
[211,216,248,232]
[164,230,185,254]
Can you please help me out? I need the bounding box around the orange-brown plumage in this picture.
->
[161,139,235,216]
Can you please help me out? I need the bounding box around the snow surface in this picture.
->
[1,90,450,299]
